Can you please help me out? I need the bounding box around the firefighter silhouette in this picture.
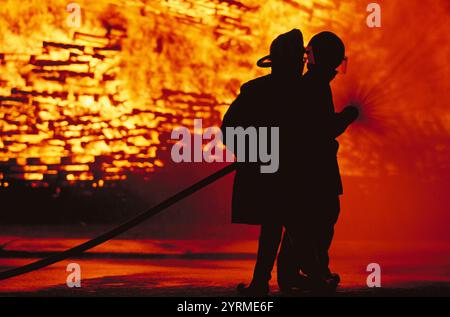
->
[221,30,358,295]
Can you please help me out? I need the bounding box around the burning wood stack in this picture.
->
[0,0,362,189]
[0,22,222,188]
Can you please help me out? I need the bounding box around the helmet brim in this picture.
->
[256,55,272,68]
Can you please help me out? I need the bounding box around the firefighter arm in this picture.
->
[331,105,359,138]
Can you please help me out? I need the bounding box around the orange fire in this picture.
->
[0,0,366,187]
[0,0,448,194]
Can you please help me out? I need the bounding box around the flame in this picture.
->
[0,0,449,189]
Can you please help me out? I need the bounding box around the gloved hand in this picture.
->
[342,105,359,123]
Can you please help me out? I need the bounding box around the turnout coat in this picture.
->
[221,74,301,225]
[221,72,353,225]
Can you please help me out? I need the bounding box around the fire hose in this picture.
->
[0,163,237,281]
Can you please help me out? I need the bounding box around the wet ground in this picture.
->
[1,237,450,296]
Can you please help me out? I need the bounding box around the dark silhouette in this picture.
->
[277,32,359,292]
[221,30,358,295]
[221,29,305,296]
